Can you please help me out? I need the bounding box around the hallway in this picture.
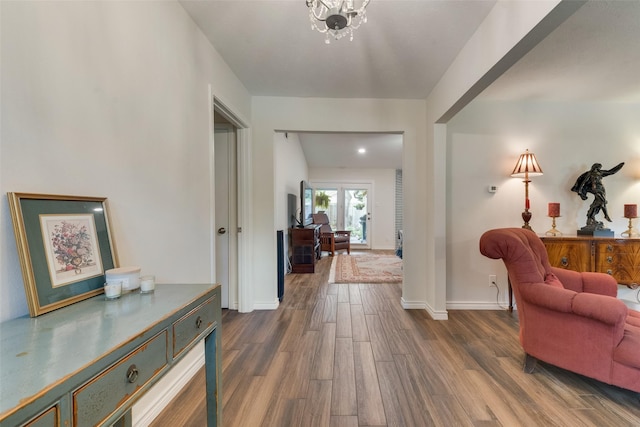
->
[152,254,640,426]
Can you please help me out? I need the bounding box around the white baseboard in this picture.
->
[132,342,205,426]
[400,298,515,318]
[400,297,449,320]
[446,301,511,310]
[400,297,425,310]
[252,299,279,310]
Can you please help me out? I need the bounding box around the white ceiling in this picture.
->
[180,0,496,99]
[478,0,640,103]
[180,0,640,168]
[295,132,403,169]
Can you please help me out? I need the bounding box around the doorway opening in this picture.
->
[298,131,403,252]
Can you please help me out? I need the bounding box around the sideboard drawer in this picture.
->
[543,239,592,271]
[72,331,168,426]
[173,296,216,358]
[595,241,640,285]
[22,405,58,427]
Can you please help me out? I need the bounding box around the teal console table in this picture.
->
[0,283,221,426]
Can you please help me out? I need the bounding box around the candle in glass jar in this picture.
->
[548,202,560,217]
[140,275,155,293]
[624,204,638,218]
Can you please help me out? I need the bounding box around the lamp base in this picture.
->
[545,216,562,236]
[521,209,532,231]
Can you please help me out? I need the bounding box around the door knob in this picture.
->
[218,227,226,234]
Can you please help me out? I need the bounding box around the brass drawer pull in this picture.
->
[607,244,613,252]
[607,269,613,275]
[126,365,139,383]
[561,257,568,267]
[607,256,613,263]
[195,316,203,329]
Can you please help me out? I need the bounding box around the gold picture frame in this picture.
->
[8,193,119,316]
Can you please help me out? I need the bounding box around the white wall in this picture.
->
[309,168,396,250]
[274,132,308,232]
[424,0,570,318]
[0,1,251,322]
[274,132,308,277]
[1,3,252,421]
[447,100,640,308]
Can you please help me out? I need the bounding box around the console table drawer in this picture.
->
[72,331,168,426]
[173,296,216,358]
[23,405,58,427]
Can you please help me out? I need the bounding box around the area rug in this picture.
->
[328,253,402,284]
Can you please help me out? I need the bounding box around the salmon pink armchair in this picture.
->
[479,227,640,393]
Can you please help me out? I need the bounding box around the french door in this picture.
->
[312,183,371,249]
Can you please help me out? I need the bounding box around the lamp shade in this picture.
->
[511,149,543,177]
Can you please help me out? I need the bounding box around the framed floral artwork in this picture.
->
[7,193,119,316]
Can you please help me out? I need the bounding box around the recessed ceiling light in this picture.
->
[358,148,366,154]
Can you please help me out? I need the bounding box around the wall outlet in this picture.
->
[489,274,497,287]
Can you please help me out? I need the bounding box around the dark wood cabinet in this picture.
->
[541,236,640,287]
[290,225,321,273]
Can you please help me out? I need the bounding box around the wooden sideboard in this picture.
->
[0,283,221,427]
[290,225,321,273]
[541,236,640,287]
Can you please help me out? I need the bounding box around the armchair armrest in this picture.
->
[581,272,618,297]
[572,292,628,326]
[335,230,351,236]
[519,282,627,327]
[551,267,618,297]
[519,282,575,313]
[319,232,335,242]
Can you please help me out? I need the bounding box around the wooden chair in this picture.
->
[312,213,351,256]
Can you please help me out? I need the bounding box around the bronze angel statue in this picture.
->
[571,162,624,228]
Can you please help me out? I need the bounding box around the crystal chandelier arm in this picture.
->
[354,0,370,14]
[318,0,335,10]
[340,1,350,14]
[309,1,330,22]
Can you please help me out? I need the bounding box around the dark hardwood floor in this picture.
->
[151,252,640,426]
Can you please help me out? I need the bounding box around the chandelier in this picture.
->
[306,0,370,44]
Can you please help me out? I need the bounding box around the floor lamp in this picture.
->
[511,149,543,230]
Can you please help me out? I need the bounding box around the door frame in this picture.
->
[211,93,252,312]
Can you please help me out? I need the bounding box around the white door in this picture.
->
[214,123,237,309]
[342,184,371,249]
[312,183,372,249]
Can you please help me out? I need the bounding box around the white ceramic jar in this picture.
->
[105,266,141,293]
